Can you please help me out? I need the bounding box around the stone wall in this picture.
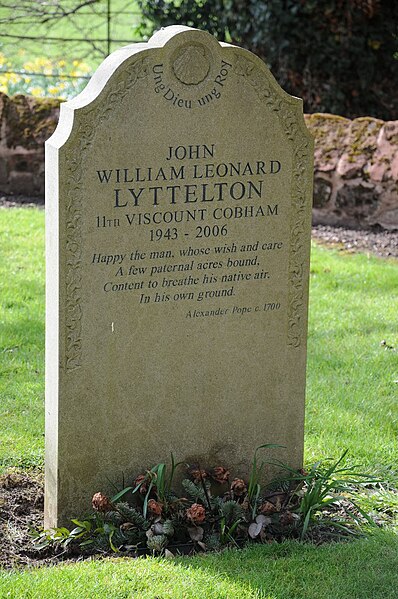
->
[0,94,397,229]
[305,114,398,230]
[0,93,60,197]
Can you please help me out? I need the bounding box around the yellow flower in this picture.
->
[30,87,43,97]
[73,59,80,67]
[23,62,36,72]
[58,60,66,67]
[79,63,91,73]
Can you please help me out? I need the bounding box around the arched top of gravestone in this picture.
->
[46,25,312,151]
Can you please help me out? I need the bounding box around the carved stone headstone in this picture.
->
[45,25,313,526]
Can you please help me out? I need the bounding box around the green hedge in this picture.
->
[138,0,398,120]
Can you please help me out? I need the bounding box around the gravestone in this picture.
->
[45,25,313,527]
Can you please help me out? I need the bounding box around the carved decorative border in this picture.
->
[233,53,310,348]
[63,58,149,370]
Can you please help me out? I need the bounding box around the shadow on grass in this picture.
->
[182,529,398,599]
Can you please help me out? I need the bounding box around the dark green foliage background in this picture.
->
[138,0,398,119]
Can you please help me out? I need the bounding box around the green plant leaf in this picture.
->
[143,479,155,519]
[301,507,313,539]
[228,519,242,536]
[69,527,85,536]
[70,519,92,531]
[108,530,119,553]
[167,452,184,495]
[156,463,166,499]
[79,539,95,547]
[248,443,286,503]
[111,486,134,502]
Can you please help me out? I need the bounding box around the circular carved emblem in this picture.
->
[172,44,210,85]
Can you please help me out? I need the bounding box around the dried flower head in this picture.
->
[231,478,247,497]
[92,492,113,512]
[189,468,208,484]
[211,466,230,484]
[260,501,277,515]
[134,473,148,495]
[147,499,163,516]
[186,503,206,524]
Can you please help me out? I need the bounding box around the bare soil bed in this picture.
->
[0,472,47,569]
[0,472,94,569]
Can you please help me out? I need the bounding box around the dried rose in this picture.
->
[92,492,113,512]
[260,501,277,515]
[147,499,163,516]
[186,503,206,524]
[211,466,230,484]
[231,478,247,497]
[189,468,208,484]
[134,473,149,495]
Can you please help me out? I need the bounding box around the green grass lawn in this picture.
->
[0,207,397,598]
[306,245,398,479]
[0,209,44,471]
[0,531,398,598]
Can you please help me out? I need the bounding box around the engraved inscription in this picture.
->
[153,59,232,109]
